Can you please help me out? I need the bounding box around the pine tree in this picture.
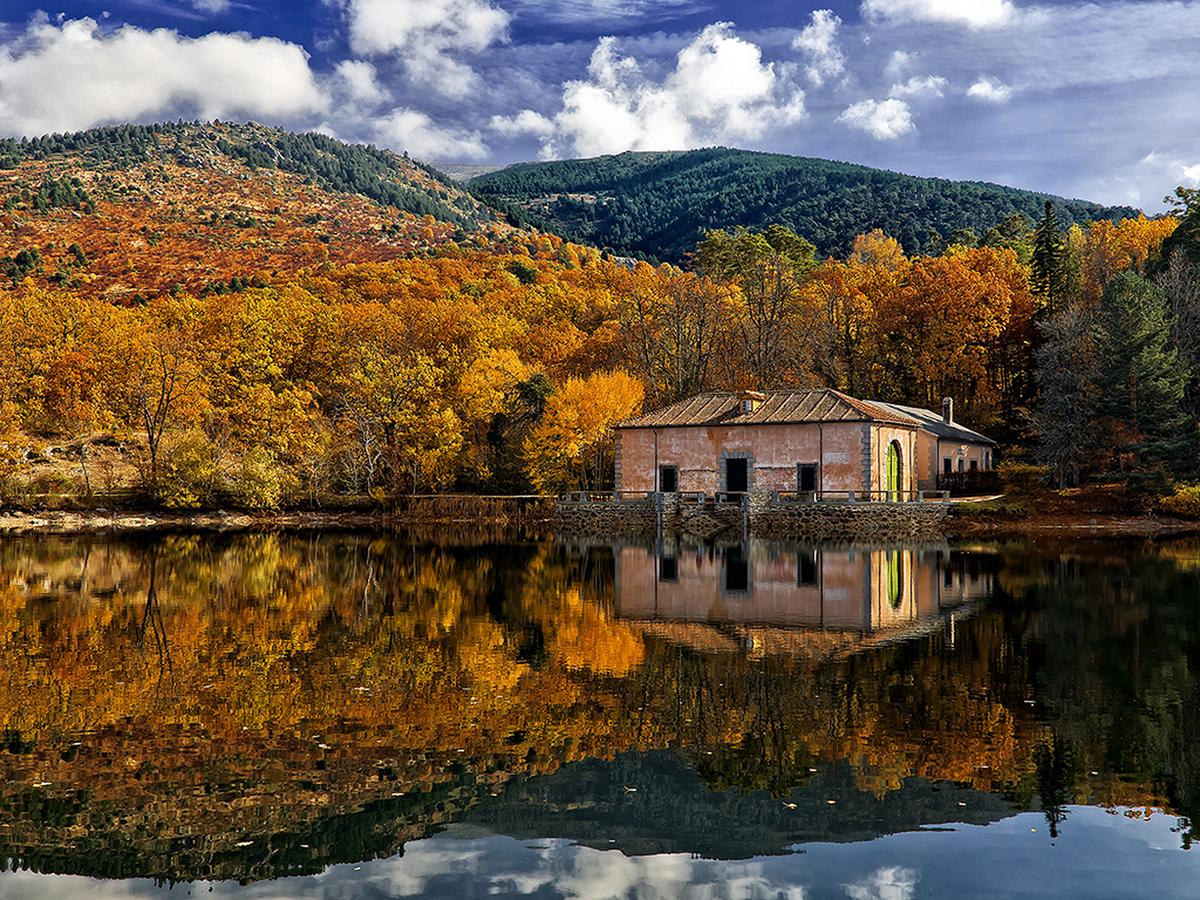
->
[1031,201,1067,316]
[1034,303,1098,487]
[1093,272,1196,490]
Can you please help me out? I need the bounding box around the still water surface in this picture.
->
[1,533,1198,898]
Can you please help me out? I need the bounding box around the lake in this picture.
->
[1,532,1198,898]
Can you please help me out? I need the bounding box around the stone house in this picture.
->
[876,399,996,491]
[615,388,994,499]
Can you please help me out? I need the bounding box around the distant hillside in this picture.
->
[0,121,507,299]
[469,148,1140,262]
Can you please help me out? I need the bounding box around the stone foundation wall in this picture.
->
[553,498,658,539]
[555,493,950,541]
[748,495,950,540]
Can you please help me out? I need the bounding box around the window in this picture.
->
[798,550,819,587]
[970,460,979,472]
[659,555,678,583]
[957,458,965,473]
[798,464,818,493]
[659,465,678,493]
[943,457,952,476]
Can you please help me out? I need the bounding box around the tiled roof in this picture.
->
[875,402,996,446]
[618,389,922,429]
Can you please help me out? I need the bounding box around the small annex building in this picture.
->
[615,389,994,499]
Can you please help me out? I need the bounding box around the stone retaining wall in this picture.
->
[555,493,950,540]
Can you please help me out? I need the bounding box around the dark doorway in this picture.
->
[659,465,678,493]
[659,555,678,582]
[798,549,819,587]
[722,546,750,594]
[798,464,818,493]
[726,457,749,494]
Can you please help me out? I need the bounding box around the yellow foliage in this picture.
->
[524,370,644,494]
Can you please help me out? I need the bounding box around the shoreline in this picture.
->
[1,505,1197,540]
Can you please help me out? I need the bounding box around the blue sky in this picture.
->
[1,1,1198,210]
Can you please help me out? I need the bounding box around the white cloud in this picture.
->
[883,49,917,80]
[537,23,805,158]
[0,16,326,137]
[838,97,914,140]
[489,109,555,139]
[333,60,389,106]
[793,9,845,87]
[862,0,1017,29]
[966,76,1013,103]
[190,0,231,12]
[889,74,947,98]
[338,0,509,97]
[374,107,488,160]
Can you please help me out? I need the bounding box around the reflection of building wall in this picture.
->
[617,545,992,634]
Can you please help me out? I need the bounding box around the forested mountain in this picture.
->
[0,121,508,298]
[469,148,1139,262]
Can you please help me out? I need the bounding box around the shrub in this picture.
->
[157,430,221,509]
[996,462,1050,495]
[1160,484,1200,520]
[227,447,287,510]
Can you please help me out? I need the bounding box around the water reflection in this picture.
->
[617,543,993,655]
[0,533,1197,896]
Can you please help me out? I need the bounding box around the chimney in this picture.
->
[942,398,954,425]
[739,390,766,414]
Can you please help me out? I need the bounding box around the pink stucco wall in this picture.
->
[617,421,921,498]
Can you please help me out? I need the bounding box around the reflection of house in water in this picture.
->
[617,543,994,657]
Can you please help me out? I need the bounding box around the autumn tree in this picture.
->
[616,262,732,403]
[696,225,818,387]
[523,371,644,494]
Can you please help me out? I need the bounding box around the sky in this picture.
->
[0,0,1198,210]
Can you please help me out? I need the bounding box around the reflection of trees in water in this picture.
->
[1035,736,1076,839]
[135,546,174,694]
[0,534,1198,880]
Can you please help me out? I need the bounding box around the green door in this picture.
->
[885,442,901,499]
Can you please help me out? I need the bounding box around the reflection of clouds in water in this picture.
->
[375,837,808,899]
[374,840,488,896]
[844,866,919,900]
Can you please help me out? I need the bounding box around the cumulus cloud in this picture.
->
[522,23,804,158]
[374,107,488,160]
[793,9,846,87]
[966,76,1013,103]
[489,109,555,138]
[0,16,325,136]
[337,0,509,97]
[838,97,914,140]
[889,74,947,98]
[883,49,917,80]
[333,60,389,106]
[862,0,1017,29]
